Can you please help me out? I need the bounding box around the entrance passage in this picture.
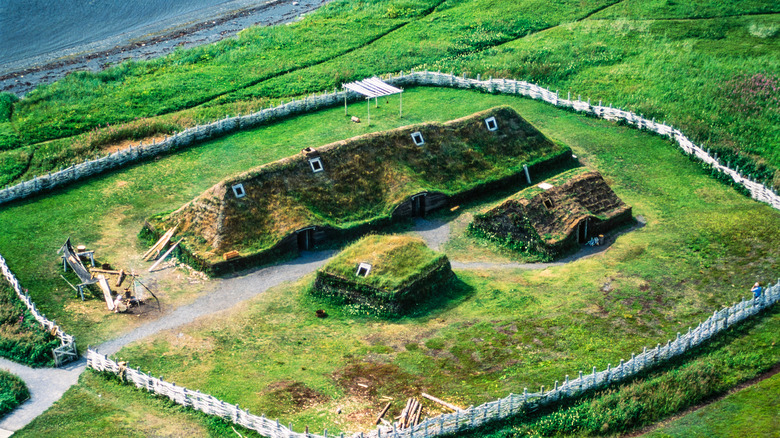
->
[297,228,315,250]
[577,219,589,244]
[412,194,427,218]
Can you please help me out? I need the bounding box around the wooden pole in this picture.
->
[142,227,172,259]
[367,98,370,126]
[375,402,392,425]
[59,275,79,293]
[421,393,462,412]
[115,270,125,287]
[148,238,183,272]
[89,268,122,275]
[143,226,177,261]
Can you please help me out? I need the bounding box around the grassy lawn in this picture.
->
[641,371,780,438]
[1,0,777,192]
[15,371,228,437]
[457,303,780,437]
[4,87,776,435]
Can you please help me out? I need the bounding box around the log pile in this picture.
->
[396,397,422,429]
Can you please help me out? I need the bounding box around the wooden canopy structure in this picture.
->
[342,77,404,125]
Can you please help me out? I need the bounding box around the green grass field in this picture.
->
[0,0,778,434]
[0,0,777,189]
[4,87,778,436]
[641,371,780,438]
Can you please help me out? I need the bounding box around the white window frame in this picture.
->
[356,262,372,277]
[411,131,425,146]
[231,183,246,198]
[309,157,324,173]
[485,116,498,131]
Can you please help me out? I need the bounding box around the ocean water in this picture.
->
[0,0,266,71]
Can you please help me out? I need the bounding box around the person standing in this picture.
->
[751,282,762,302]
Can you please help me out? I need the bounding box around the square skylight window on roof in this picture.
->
[356,262,372,277]
[411,131,425,146]
[232,183,246,198]
[309,157,324,173]
[485,116,498,131]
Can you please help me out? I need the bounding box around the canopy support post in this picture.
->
[367,98,370,126]
[344,94,347,115]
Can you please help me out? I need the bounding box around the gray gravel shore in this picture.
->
[1,0,331,96]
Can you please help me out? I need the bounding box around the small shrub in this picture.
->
[0,282,60,367]
[0,93,18,123]
[0,124,21,151]
[0,369,28,417]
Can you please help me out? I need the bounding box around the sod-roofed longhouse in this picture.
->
[471,169,632,260]
[149,106,571,273]
[313,235,454,316]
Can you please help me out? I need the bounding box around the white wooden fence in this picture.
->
[0,254,78,366]
[87,279,780,438]
[1,71,778,211]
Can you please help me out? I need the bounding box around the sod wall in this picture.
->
[313,255,454,316]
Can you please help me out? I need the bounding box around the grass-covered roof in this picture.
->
[473,168,632,254]
[156,106,567,262]
[318,235,447,292]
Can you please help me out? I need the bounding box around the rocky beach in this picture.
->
[0,0,330,96]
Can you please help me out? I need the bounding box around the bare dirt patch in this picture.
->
[259,380,329,414]
[333,362,422,400]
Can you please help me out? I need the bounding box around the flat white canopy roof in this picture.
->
[342,77,403,98]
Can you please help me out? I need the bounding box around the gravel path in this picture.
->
[0,357,85,435]
[0,249,334,434]
[413,217,451,251]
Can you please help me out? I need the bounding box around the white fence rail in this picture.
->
[0,255,78,366]
[1,71,778,211]
[88,279,780,438]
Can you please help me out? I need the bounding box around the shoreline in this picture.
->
[0,0,331,97]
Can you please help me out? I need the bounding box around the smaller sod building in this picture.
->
[471,169,632,260]
[313,235,454,315]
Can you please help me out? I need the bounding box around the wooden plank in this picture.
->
[143,226,177,261]
[405,398,420,428]
[408,399,417,428]
[115,270,125,287]
[89,268,122,275]
[223,250,240,261]
[148,238,183,272]
[142,226,174,259]
[97,275,114,311]
[375,402,392,425]
[421,392,463,412]
[412,400,422,426]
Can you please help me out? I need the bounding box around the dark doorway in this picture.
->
[578,219,589,243]
[297,228,315,250]
[411,194,427,217]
